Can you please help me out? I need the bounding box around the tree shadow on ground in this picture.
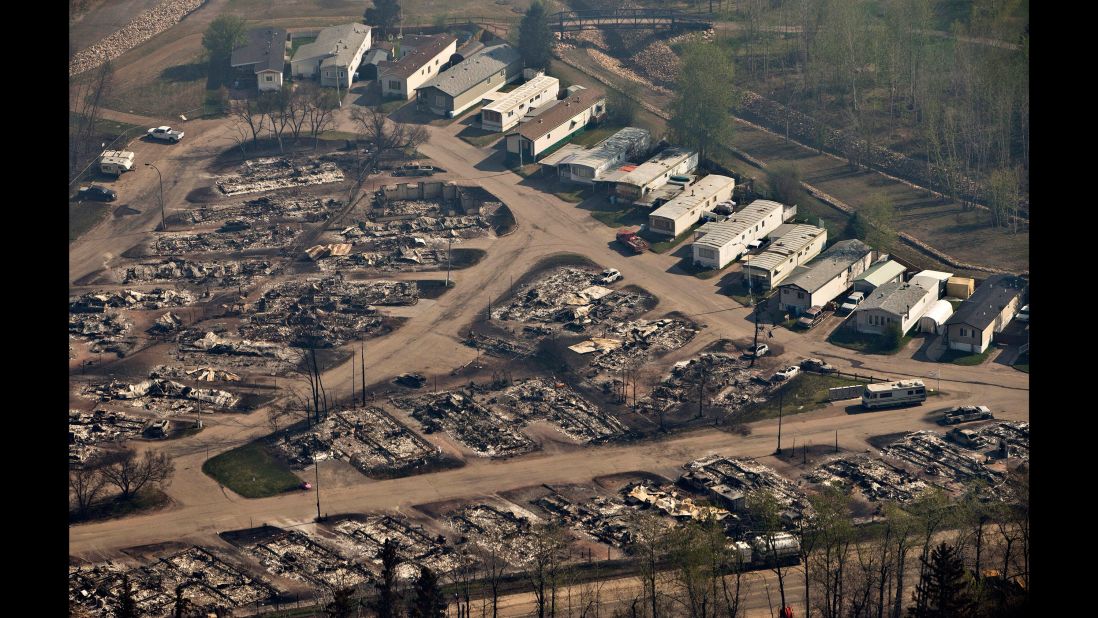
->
[160,62,207,83]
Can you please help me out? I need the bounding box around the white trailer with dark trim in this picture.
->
[861,380,927,409]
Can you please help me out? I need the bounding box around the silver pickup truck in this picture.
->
[147,126,184,143]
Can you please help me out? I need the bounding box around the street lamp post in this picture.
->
[144,162,165,231]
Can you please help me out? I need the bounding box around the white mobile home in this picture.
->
[691,199,787,269]
[740,224,827,289]
[482,74,559,132]
[852,260,907,294]
[648,175,735,238]
[853,280,936,336]
[613,147,698,203]
[505,87,606,162]
[557,127,651,185]
[778,239,874,314]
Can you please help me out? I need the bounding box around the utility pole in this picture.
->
[748,253,760,367]
[144,162,165,231]
[835,429,839,453]
[314,452,321,521]
[351,348,356,408]
[446,235,453,287]
[775,387,783,455]
[361,341,366,407]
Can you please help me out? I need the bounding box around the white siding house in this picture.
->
[505,87,607,162]
[648,175,736,238]
[691,199,787,269]
[943,274,1027,353]
[778,239,875,314]
[291,23,372,89]
[378,34,457,100]
[482,74,559,132]
[740,224,828,289]
[853,280,936,336]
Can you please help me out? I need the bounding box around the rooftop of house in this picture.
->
[649,174,736,222]
[857,280,934,316]
[378,34,457,79]
[944,273,1027,330]
[231,28,288,74]
[292,23,371,68]
[780,239,873,294]
[511,87,606,141]
[416,43,522,97]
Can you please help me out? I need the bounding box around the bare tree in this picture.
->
[232,98,267,145]
[69,460,108,518]
[70,61,115,179]
[629,511,670,618]
[286,85,309,143]
[99,448,176,500]
[304,84,340,147]
[525,523,569,618]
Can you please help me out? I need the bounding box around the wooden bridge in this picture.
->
[549,8,713,33]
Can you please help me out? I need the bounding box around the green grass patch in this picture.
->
[70,201,112,244]
[202,440,301,499]
[642,222,702,254]
[555,186,591,203]
[938,347,993,366]
[1012,351,1029,373]
[740,373,870,423]
[828,325,913,355]
[589,204,648,228]
[290,36,317,57]
[316,130,361,141]
[570,125,623,147]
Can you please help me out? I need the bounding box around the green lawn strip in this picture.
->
[828,326,913,355]
[202,440,301,499]
[570,125,623,147]
[937,347,993,366]
[739,373,870,423]
[589,204,648,228]
[642,222,702,253]
[70,202,112,244]
[555,187,591,203]
[456,125,502,148]
[290,36,316,57]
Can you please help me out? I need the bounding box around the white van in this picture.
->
[861,380,927,409]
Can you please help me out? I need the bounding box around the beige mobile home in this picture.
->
[378,34,457,100]
[482,74,559,132]
[648,175,736,238]
[740,223,827,289]
[778,239,874,314]
[691,199,788,269]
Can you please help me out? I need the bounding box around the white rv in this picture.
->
[861,380,927,409]
[99,150,135,176]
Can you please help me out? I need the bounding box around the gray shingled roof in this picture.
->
[944,274,1027,330]
[513,87,606,140]
[416,43,521,97]
[857,280,933,316]
[780,239,873,294]
[379,34,456,79]
[231,28,288,74]
[292,23,371,68]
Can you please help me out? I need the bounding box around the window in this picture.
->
[427,65,431,73]
[880,392,893,398]
[797,292,804,299]
[507,110,514,117]
[435,58,439,65]
[265,75,273,82]
[389,80,401,90]
[339,71,345,77]
[960,328,967,337]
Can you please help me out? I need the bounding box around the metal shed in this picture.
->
[918,299,955,334]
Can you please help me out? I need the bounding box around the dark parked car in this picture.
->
[77,185,117,202]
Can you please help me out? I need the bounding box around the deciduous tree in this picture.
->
[668,42,736,161]
[100,449,176,501]
[365,0,402,39]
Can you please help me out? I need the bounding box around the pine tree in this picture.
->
[407,565,446,618]
[116,573,140,618]
[518,0,553,71]
[371,538,402,618]
[908,542,974,617]
[325,586,358,618]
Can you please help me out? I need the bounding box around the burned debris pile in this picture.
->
[86,377,241,411]
[153,225,301,254]
[448,504,542,567]
[680,456,811,525]
[69,410,146,465]
[69,288,195,313]
[237,528,371,589]
[395,392,536,457]
[123,257,277,287]
[190,196,342,224]
[179,330,303,362]
[625,482,730,523]
[69,312,133,354]
[973,421,1029,461]
[330,517,464,578]
[464,333,534,359]
[639,353,773,416]
[493,268,651,328]
[68,547,277,617]
[275,406,441,477]
[491,378,628,443]
[882,431,1003,492]
[586,319,698,372]
[216,157,345,196]
[807,454,930,503]
[236,278,413,347]
[533,490,636,548]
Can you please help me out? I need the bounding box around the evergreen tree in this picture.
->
[370,538,402,618]
[908,542,974,617]
[201,15,248,88]
[116,573,140,618]
[325,586,359,618]
[407,565,446,618]
[365,0,402,39]
[518,0,553,71]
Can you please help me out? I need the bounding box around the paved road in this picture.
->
[69,104,1028,560]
